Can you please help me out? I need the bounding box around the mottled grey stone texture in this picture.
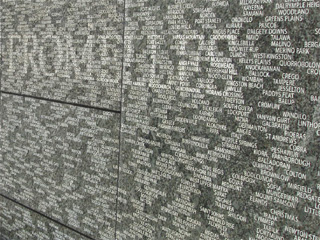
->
[1,0,124,111]
[117,0,320,239]
[0,93,120,239]
[0,195,91,240]
[1,0,320,239]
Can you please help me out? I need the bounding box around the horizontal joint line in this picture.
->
[0,91,121,114]
[0,193,95,240]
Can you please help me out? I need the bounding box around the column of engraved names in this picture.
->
[119,0,247,239]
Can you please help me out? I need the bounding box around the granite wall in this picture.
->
[1,0,320,239]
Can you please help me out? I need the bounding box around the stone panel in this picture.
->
[0,195,91,240]
[1,0,124,111]
[117,0,320,239]
[0,93,120,239]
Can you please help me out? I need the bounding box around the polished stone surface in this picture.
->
[0,93,120,239]
[1,0,124,111]
[116,0,320,239]
[1,0,320,239]
[0,195,91,240]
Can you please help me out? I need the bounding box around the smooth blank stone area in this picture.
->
[0,195,91,240]
[1,0,124,111]
[0,93,119,239]
[117,0,320,239]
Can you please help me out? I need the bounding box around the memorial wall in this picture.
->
[0,0,320,239]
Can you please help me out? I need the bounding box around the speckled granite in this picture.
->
[0,93,120,239]
[0,195,91,240]
[0,0,124,111]
[1,0,320,239]
[117,0,320,239]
